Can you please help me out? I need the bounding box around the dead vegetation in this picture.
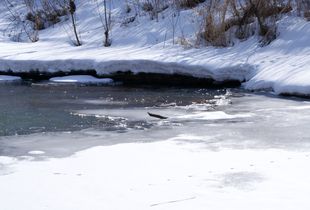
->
[3,0,68,42]
[140,0,169,20]
[296,0,310,20]
[176,0,206,9]
[198,0,294,47]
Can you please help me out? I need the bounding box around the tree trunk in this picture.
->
[103,0,111,47]
[70,12,81,46]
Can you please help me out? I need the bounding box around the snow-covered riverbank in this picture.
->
[0,1,309,95]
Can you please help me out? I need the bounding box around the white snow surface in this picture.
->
[49,75,113,84]
[0,0,309,95]
[1,139,310,210]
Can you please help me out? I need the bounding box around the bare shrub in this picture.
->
[3,0,39,42]
[3,0,69,42]
[141,0,169,21]
[242,0,292,45]
[305,10,310,21]
[176,0,206,9]
[199,0,293,47]
[200,0,231,47]
[142,1,154,12]
[25,8,67,30]
[295,0,310,20]
[94,0,113,46]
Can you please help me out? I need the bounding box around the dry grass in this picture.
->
[199,0,233,47]
[199,0,294,47]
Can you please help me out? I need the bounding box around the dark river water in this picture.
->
[0,83,227,136]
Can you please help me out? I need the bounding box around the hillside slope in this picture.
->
[0,0,309,95]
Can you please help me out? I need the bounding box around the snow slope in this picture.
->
[0,0,309,95]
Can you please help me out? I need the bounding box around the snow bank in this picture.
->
[0,75,21,82]
[49,75,113,84]
[0,1,309,95]
[244,17,310,95]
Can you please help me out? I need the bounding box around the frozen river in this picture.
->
[1,83,310,210]
[1,83,310,157]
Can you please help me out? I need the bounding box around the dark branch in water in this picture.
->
[147,112,168,119]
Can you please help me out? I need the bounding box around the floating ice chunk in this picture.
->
[74,108,252,122]
[0,75,22,82]
[28,151,46,155]
[49,75,113,84]
[176,111,252,120]
[83,99,128,105]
